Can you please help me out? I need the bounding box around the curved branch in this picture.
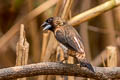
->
[0,62,120,80]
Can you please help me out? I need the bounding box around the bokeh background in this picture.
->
[0,0,120,80]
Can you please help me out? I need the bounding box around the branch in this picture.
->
[0,62,120,80]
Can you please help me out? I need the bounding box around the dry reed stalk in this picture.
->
[59,47,65,62]
[101,55,106,67]
[88,26,111,34]
[44,33,58,61]
[106,46,117,67]
[87,25,120,37]
[68,0,120,26]
[97,3,116,63]
[101,11,116,45]
[92,50,107,66]
[95,46,117,67]
[68,10,72,19]
[47,75,56,80]
[113,6,120,30]
[56,46,64,80]
[92,46,118,66]
[39,32,58,80]
[61,0,73,20]
[16,24,29,80]
[56,46,64,63]
[79,0,92,61]
[27,0,41,63]
[80,23,92,60]
[54,0,64,17]
[29,20,41,62]
[56,76,64,80]
[47,51,57,80]
[68,56,74,80]
[41,32,49,61]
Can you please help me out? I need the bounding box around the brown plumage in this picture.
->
[41,17,94,72]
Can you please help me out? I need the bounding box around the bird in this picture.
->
[41,17,94,72]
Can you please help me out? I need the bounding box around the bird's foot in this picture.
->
[58,59,65,63]
[57,59,67,63]
[79,60,95,73]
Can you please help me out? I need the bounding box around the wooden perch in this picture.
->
[0,62,120,80]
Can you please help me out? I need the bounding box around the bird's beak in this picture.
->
[41,22,52,31]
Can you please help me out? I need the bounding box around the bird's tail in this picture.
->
[76,53,94,72]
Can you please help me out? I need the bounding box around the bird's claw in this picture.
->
[80,61,95,73]
[57,59,67,63]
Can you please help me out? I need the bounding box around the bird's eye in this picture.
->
[46,17,53,23]
[62,22,66,25]
[60,22,66,26]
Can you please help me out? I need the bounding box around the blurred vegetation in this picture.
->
[0,0,120,80]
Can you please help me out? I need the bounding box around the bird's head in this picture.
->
[41,17,66,32]
[41,17,54,31]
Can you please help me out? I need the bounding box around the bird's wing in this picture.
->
[65,26,85,53]
[55,27,67,44]
[55,25,85,53]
